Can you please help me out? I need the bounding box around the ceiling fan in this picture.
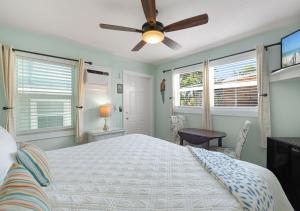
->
[99,0,209,51]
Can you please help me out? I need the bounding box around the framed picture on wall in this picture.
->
[117,84,123,94]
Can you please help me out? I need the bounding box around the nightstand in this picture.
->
[87,128,126,142]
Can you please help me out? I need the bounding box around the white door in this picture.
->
[123,72,153,136]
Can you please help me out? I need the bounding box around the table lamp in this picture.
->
[99,104,112,131]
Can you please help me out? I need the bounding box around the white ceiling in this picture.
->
[0,0,300,64]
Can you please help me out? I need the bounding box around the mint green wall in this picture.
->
[154,23,300,167]
[0,24,155,150]
[271,79,300,136]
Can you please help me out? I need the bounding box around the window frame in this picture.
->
[172,51,258,117]
[14,52,77,141]
[172,64,203,110]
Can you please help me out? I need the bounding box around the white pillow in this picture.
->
[0,126,17,184]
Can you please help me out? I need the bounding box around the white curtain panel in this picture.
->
[0,44,16,135]
[202,60,212,130]
[75,59,85,144]
[170,69,175,116]
[256,45,271,148]
[171,68,179,113]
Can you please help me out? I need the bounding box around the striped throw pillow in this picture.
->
[16,143,51,187]
[0,163,50,211]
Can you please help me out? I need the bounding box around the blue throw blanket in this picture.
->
[188,147,274,211]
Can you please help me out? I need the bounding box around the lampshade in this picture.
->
[99,104,111,118]
[142,30,165,44]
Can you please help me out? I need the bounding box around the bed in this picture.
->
[44,134,293,211]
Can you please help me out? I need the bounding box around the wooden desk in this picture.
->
[178,128,227,147]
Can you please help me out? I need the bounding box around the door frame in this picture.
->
[123,70,154,136]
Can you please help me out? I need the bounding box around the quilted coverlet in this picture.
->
[44,134,292,211]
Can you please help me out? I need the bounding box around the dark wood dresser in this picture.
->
[267,137,300,210]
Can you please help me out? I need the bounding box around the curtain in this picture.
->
[256,45,271,148]
[171,69,176,116]
[202,60,212,130]
[0,44,16,134]
[75,59,85,144]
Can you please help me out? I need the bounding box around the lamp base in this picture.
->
[103,124,109,131]
[103,118,109,131]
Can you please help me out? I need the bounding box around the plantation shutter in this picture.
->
[213,57,258,107]
[179,70,203,106]
[15,55,75,134]
[173,65,203,107]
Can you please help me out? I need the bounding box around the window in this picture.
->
[172,52,258,115]
[15,54,75,135]
[173,65,203,107]
[211,52,258,107]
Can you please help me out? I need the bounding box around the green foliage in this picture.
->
[180,71,202,88]
[236,64,256,75]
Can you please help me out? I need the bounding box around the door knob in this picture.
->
[126,118,129,120]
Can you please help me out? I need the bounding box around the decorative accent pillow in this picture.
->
[0,126,17,184]
[0,163,50,211]
[16,143,51,187]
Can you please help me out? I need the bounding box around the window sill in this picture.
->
[174,106,257,117]
[212,107,257,117]
[16,128,75,142]
[174,106,201,114]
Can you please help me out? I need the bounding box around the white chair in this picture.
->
[170,115,185,143]
[210,120,251,159]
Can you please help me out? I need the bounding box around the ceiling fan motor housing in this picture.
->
[142,21,164,33]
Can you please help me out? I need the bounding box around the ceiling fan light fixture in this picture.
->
[99,1,209,51]
[142,30,164,44]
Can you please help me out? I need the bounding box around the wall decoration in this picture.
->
[117,84,123,94]
[160,79,166,104]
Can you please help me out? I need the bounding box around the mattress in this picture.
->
[44,134,292,211]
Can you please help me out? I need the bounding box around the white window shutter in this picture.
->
[15,55,75,134]
[212,57,258,107]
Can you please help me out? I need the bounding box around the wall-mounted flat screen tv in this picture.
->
[282,29,300,68]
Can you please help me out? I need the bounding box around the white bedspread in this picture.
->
[44,134,292,211]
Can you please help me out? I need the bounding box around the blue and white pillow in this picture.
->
[16,143,51,187]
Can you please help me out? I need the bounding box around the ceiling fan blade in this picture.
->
[162,37,181,50]
[99,24,143,33]
[132,40,147,51]
[141,0,156,24]
[164,14,208,32]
